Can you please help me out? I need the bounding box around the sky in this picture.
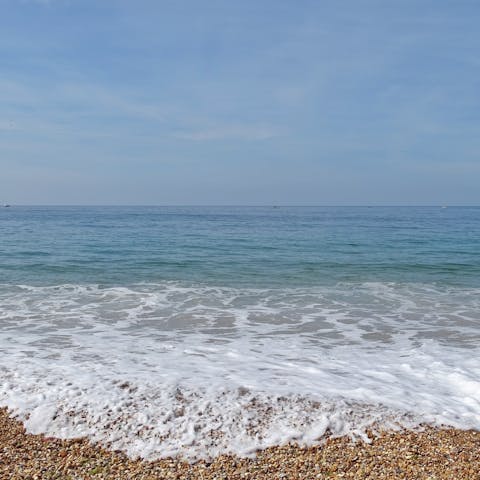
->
[0,0,479,205]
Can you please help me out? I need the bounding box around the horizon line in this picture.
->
[3,204,479,208]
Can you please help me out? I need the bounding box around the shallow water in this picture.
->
[0,206,479,458]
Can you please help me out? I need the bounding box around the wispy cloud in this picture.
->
[1,0,479,204]
[173,124,284,141]
[1,74,287,145]
[20,0,55,5]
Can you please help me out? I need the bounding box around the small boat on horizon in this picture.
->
[3,204,11,208]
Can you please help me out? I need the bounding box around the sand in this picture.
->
[0,407,479,479]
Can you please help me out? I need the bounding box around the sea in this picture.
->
[0,206,479,459]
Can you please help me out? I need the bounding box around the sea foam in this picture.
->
[0,282,479,459]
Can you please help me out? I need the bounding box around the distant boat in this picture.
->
[3,204,10,208]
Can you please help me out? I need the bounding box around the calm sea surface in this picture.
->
[1,206,479,287]
[0,206,479,458]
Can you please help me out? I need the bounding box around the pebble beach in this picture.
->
[1,408,479,480]
[2,208,480,477]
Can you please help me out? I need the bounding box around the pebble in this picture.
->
[0,408,479,479]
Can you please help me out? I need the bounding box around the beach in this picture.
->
[1,408,479,479]
[1,207,479,474]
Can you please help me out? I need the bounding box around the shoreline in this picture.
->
[1,408,479,479]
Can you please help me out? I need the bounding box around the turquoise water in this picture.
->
[0,206,479,459]
[1,206,479,287]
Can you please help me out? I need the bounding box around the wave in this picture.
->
[0,281,479,459]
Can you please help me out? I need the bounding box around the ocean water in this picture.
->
[0,206,479,459]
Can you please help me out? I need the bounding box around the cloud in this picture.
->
[56,83,169,121]
[20,0,54,5]
[173,124,283,141]
[0,77,282,143]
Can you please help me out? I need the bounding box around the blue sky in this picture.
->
[1,0,479,205]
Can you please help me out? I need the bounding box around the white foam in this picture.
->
[0,282,479,459]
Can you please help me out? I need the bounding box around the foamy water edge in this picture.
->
[0,282,479,459]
